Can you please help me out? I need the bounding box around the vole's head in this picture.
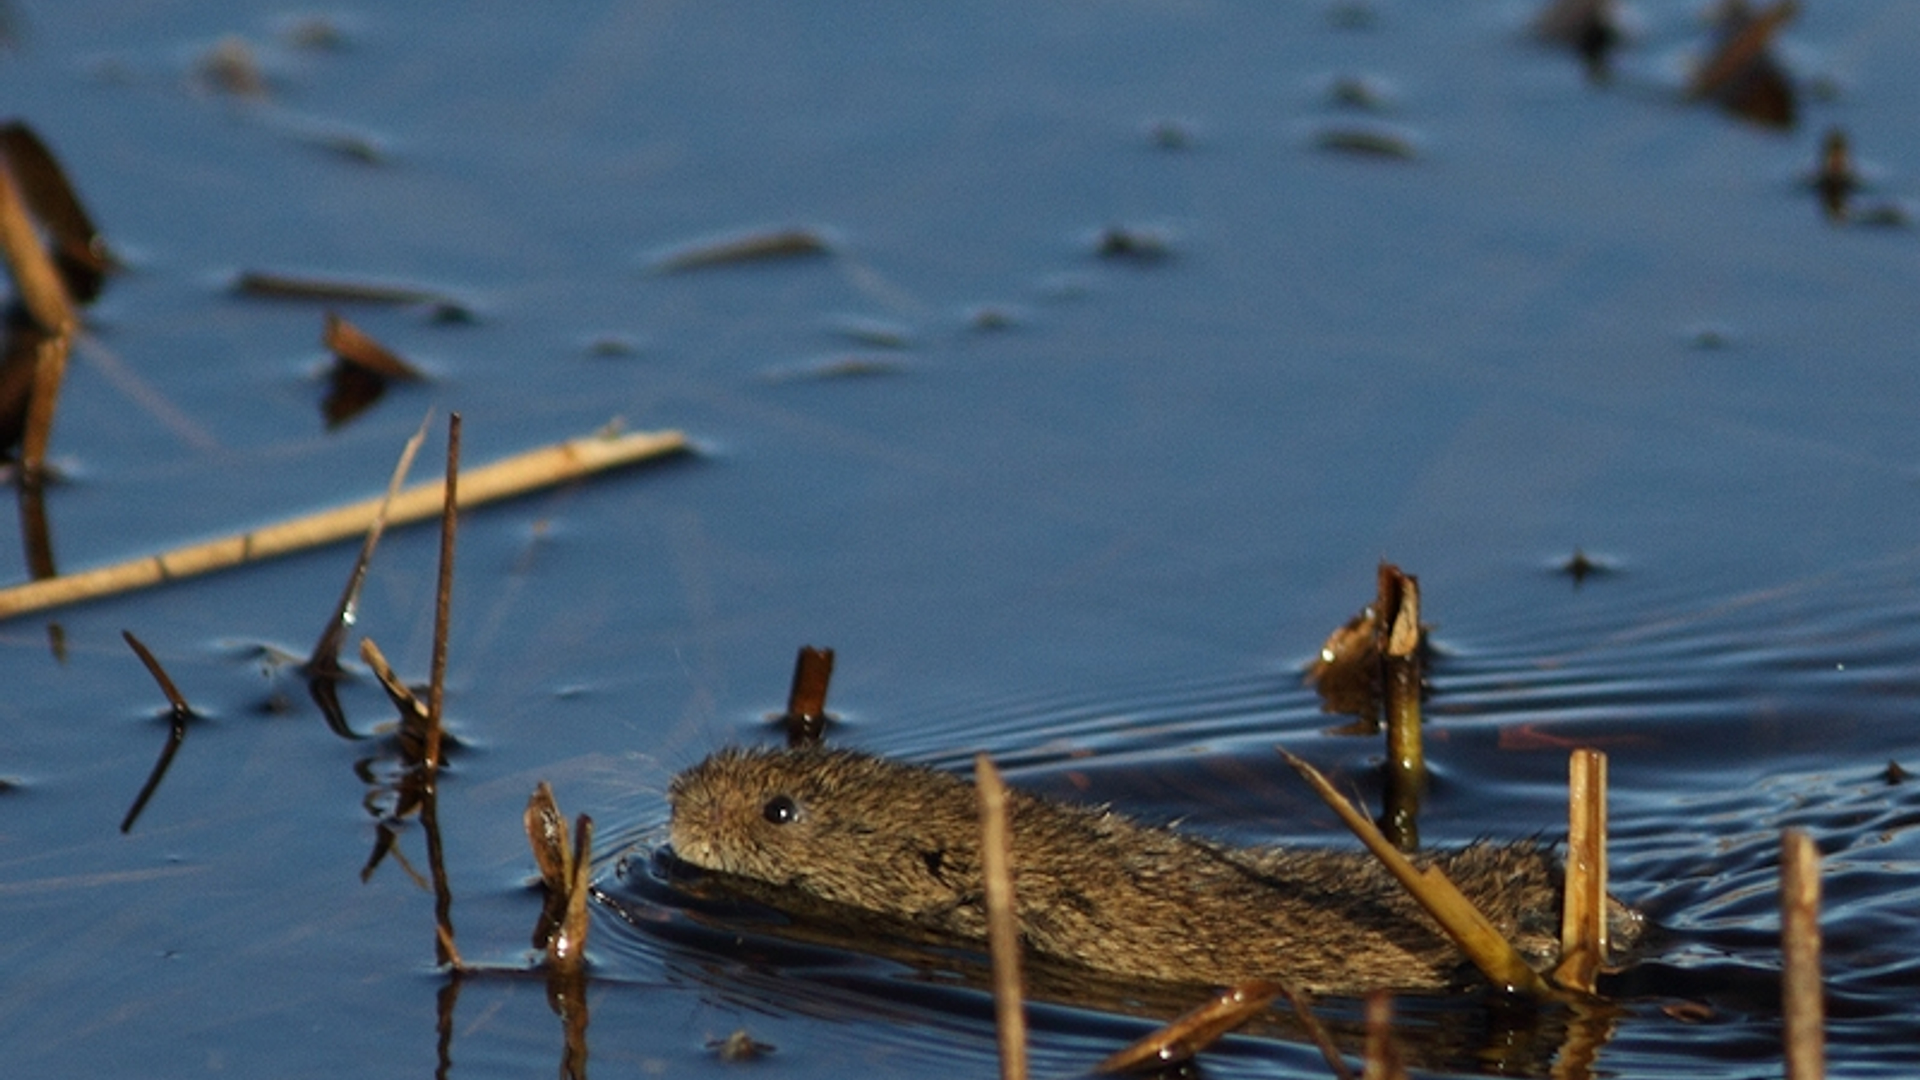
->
[667,746,980,908]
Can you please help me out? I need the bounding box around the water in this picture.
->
[2,2,1918,1076]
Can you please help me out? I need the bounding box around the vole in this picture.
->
[667,745,1642,995]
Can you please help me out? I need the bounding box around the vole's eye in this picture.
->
[762,795,799,825]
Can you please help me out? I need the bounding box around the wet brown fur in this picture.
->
[668,746,1641,995]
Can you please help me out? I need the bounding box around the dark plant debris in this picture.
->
[1094,224,1173,263]
[1689,0,1798,129]
[1535,0,1622,83]
[1559,547,1615,585]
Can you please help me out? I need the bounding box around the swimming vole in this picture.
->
[668,746,1642,995]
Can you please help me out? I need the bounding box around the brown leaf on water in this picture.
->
[1689,0,1798,129]
[0,121,114,302]
[321,312,426,428]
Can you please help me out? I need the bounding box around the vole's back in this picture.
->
[668,746,1637,994]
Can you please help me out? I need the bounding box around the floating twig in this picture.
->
[1280,750,1552,997]
[1552,749,1609,994]
[0,424,690,620]
[975,753,1028,1080]
[780,645,835,746]
[1780,829,1825,1080]
[232,269,471,321]
[119,630,199,833]
[653,226,833,272]
[1095,980,1283,1074]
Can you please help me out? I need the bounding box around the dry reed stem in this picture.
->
[0,425,689,620]
[358,637,428,727]
[0,161,73,334]
[309,412,429,674]
[975,753,1028,1080]
[1280,750,1551,996]
[1781,829,1825,1080]
[1094,980,1283,1074]
[20,328,69,476]
[1553,749,1608,993]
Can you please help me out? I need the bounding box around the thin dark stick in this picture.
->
[419,414,461,967]
[427,413,459,769]
[120,630,195,832]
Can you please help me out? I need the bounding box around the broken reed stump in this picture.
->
[1552,749,1609,994]
[1307,562,1426,851]
[780,645,835,746]
[1780,829,1825,1080]
[1377,564,1424,851]
[974,753,1028,1080]
[525,782,594,970]
[0,424,689,621]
